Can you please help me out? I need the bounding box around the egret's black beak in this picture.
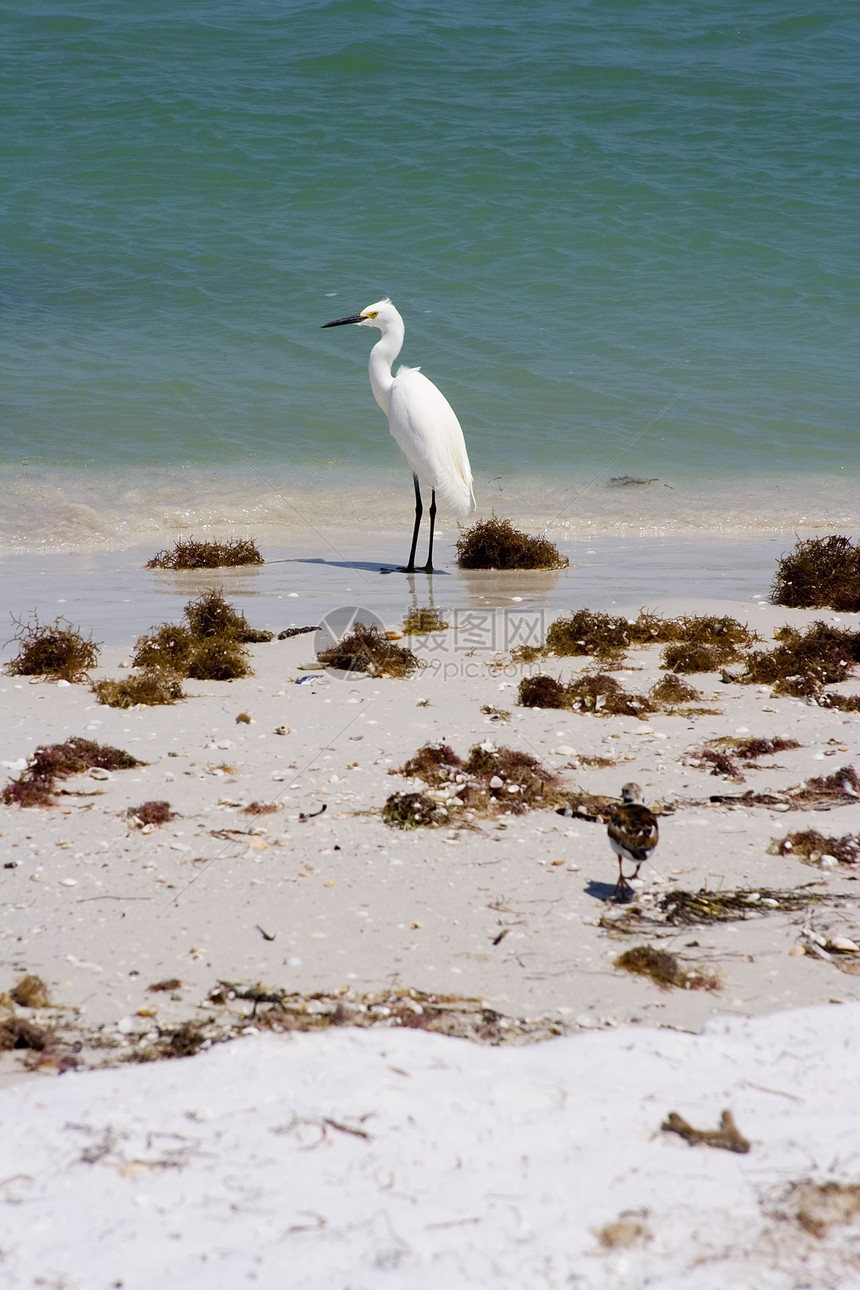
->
[321,312,364,328]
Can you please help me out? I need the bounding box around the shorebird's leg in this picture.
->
[422,489,437,573]
[402,475,423,573]
[612,864,631,901]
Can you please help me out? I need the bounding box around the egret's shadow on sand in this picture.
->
[284,557,451,576]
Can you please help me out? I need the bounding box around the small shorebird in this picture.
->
[608,782,659,901]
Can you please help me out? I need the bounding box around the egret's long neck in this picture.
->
[367,317,404,416]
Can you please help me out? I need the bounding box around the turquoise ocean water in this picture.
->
[2,0,858,554]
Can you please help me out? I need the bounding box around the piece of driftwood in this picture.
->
[661,1109,750,1154]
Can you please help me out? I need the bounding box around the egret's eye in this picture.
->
[364,311,378,319]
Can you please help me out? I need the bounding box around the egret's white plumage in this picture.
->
[323,298,475,572]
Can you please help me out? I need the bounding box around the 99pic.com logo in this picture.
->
[314,605,387,680]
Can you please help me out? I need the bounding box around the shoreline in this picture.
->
[1,460,857,558]
[0,529,850,657]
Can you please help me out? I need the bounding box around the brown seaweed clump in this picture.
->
[389,740,563,825]
[184,634,251,681]
[10,974,51,1008]
[545,610,631,660]
[382,791,449,829]
[657,886,825,924]
[4,613,100,683]
[687,734,803,782]
[317,623,422,678]
[134,1020,213,1062]
[602,886,831,934]
[518,674,570,709]
[146,536,264,570]
[661,641,726,674]
[131,622,195,673]
[184,589,272,643]
[402,606,450,634]
[127,590,273,685]
[816,692,860,712]
[92,671,185,708]
[686,747,746,780]
[614,944,720,991]
[648,674,702,706]
[660,615,756,673]
[791,766,860,806]
[2,737,142,808]
[519,669,707,715]
[0,1016,56,1054]
[719,735,802,760]
[567,673,655,718]
[241,800,279,815]
[772,535,860,611]
[128,800,175,827]
[456,517,568,570]
[708,767,860,812]
[541,609,755,673]
[461,744,561,810]
[401,742,462,784]
[207,983,567,1045]
[742,621,859,697]
[771,829,860,868]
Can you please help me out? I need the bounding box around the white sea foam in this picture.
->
[1,463,856,558]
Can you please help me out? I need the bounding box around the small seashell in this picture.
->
[820,855,839,869]
[489,775,504,789]
[829,937,860,953]
[788,944,806,957]
[90,767,112,781]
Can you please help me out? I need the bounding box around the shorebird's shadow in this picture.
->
[585,879,627,903]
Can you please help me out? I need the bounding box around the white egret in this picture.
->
[322,299,475,572]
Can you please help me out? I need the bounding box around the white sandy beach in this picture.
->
[1,528,859,1286]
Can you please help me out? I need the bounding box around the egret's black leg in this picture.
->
[422,489,437,573]
[402,474,423,573]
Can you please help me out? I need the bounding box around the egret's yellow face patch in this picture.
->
[362,310,379,320]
